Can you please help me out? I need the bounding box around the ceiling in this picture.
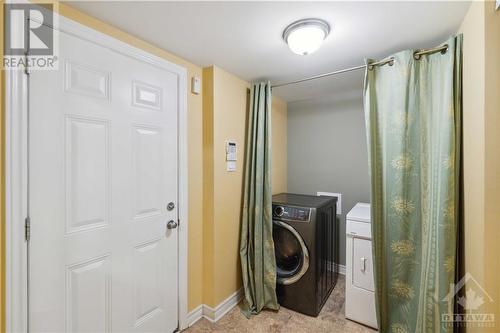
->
[69,1,471,102]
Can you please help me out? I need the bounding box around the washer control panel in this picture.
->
[273,205,311,222]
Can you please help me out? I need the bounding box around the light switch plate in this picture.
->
[227,161,236,172]
[317,192,342,215]
[191,76,201,94]
[496,0,500,10]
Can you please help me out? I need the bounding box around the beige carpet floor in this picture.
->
[184,276,377,333]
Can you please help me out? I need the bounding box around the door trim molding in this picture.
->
[5,56,29,333]
[6,10,189,332]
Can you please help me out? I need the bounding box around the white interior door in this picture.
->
[29,26,180,332]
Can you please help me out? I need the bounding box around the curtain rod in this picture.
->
[271,44,448,89]
[271,64,365,89]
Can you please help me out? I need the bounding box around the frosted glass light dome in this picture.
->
[283,19,330,56]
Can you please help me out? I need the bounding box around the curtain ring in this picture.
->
[413,52,421,60]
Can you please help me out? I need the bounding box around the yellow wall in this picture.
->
[212,66,248,306]
[203,65,248,307]
[459,0,486,286]
[201,67,216,307]
[459,1,500,330]
[202,66,287,306]
[484,0,500,327]
[272,97,288,194]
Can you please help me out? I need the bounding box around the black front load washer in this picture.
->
[272,193,338,317]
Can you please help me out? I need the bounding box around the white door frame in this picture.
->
[5,13,189,332]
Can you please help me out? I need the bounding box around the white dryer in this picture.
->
[345,203,378,329]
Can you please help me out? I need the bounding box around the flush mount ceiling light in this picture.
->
[283,18,330,56]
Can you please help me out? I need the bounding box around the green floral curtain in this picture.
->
[364,35,462,333]
[240,82,279,317]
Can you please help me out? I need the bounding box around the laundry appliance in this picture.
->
[272,193,338,317]
[345,202,377,329]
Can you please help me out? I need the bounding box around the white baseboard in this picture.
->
[336,263,346,275]
[185,264,346,328]
[186,288,244,327]
[327,261,346,275]
[186,305,203,327]
[203,288,244,322]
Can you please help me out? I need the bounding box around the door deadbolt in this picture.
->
[167,202,175,211]
[167,220,178,229]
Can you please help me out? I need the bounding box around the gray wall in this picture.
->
[287,92,370,266]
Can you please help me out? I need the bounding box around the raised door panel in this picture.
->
[132,80,162,111]
[65,60,111,101]
[67,255,111,332]
[133,126,163,220]
[133,239,164,327]
[66,117,110,233]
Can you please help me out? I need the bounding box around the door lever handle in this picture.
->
[167,220,178,229]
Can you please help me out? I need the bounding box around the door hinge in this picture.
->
[25,216,31,241]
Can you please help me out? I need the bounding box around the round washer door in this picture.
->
[273,220,309,285]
